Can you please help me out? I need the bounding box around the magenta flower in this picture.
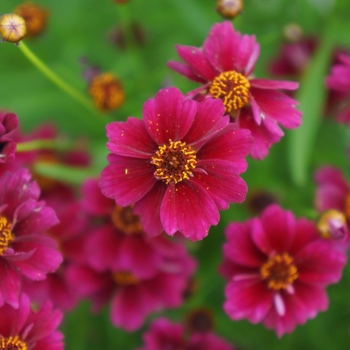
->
[138,317,235,350]
[0,111,18,163]
[0,293,64,350]
[219,204,346,337]
[167,21,302,159]
[326,53,350,125]
[0,169,62,308]
[100,87,252,241]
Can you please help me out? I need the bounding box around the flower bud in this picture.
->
[0,13,27,44]
[316,209,348,241]
[216,0,243,19]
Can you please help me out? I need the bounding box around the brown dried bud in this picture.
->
[88,73,125,112]
[0,13,27,44]
[185,308,214,334]
[216,0,243,19]
[14,2,49,38]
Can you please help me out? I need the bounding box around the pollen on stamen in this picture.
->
[112,271,138,286]
[0,335,28,350]
[0,216,14,254]
[260,253,299,291]
[209,70,250,114]
[151,140,197,185]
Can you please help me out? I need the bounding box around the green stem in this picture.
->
[18,41,99,117]
[16,139,73,152]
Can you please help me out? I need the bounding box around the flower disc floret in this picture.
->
[0,335,27,350]
[151,140,197,185]
[113,271,139,286]
[209,70,250,113]
[260,253,298,291]
[0,216,14,254]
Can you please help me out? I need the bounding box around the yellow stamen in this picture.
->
[151,140,197,185]
[260,253,298,291]
[0,335,28,350]
[209,70,250,113]
[0,216,14,255]
[111,205,143,235]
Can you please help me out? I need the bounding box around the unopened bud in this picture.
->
[283,23,303,43]
[316,209,348,241]
[216,0,243,19]
[0,13,27,44]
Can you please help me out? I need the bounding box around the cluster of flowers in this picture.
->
[1,5,350,347]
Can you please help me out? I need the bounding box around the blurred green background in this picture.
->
[1,0,350,349]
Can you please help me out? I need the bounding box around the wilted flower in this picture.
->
[167,21,301,159]
[220,204,346,337]
[14,2,49,38]
[100,87,252,240]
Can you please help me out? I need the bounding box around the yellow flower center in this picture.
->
[88,73,125,112]
[0,335,28,350]
[113,271,138,286]
[0,216,14,255]
[151,140,197,185]
[111,205,143,235]
[209,70,250,113]
[260,253,299,291]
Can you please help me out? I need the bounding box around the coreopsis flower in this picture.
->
[326,53,350,125]
[219,204,346,337]
[138,317,235,350]
[0,111,18,163]
[100,87,252,240]
[167,21,301,160]
[0,168,62,308]
[88,72,125,112]
[0,13,27,44]
[0,293,64,350]
[14,2,49,38]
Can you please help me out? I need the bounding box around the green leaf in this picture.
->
[287,35,333,187]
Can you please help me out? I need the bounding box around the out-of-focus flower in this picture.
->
[0,293,64,350]
[326,53,350,125]
[167,21,301,160]
[0,111,18,163]
[14,2,49,38]
[185,308,214,334]
[0,13,27,44]
[0,169,62,308]
[88,72,125,112]
[138,317,235,350]
[100,87,252,241]
[220,204,346,337]
[245,188,279,215]
[64,177,197,331]
[216,0,243,19]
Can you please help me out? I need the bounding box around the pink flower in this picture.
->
[0,293,64,350]
[167,21,302,160]
[100,87,252,241]
[138,317,234,350]
[326,53,350,125]
[0,169,62,308]
[0,111,18,163]
[219,204,347,337]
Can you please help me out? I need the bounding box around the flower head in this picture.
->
[138,317,235,350]
[0,111,18,163]
[220,204,347,337]
[167,21,302,159]
[0,168,62,308]
[0,293,64,350]
[100,87,252,240]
